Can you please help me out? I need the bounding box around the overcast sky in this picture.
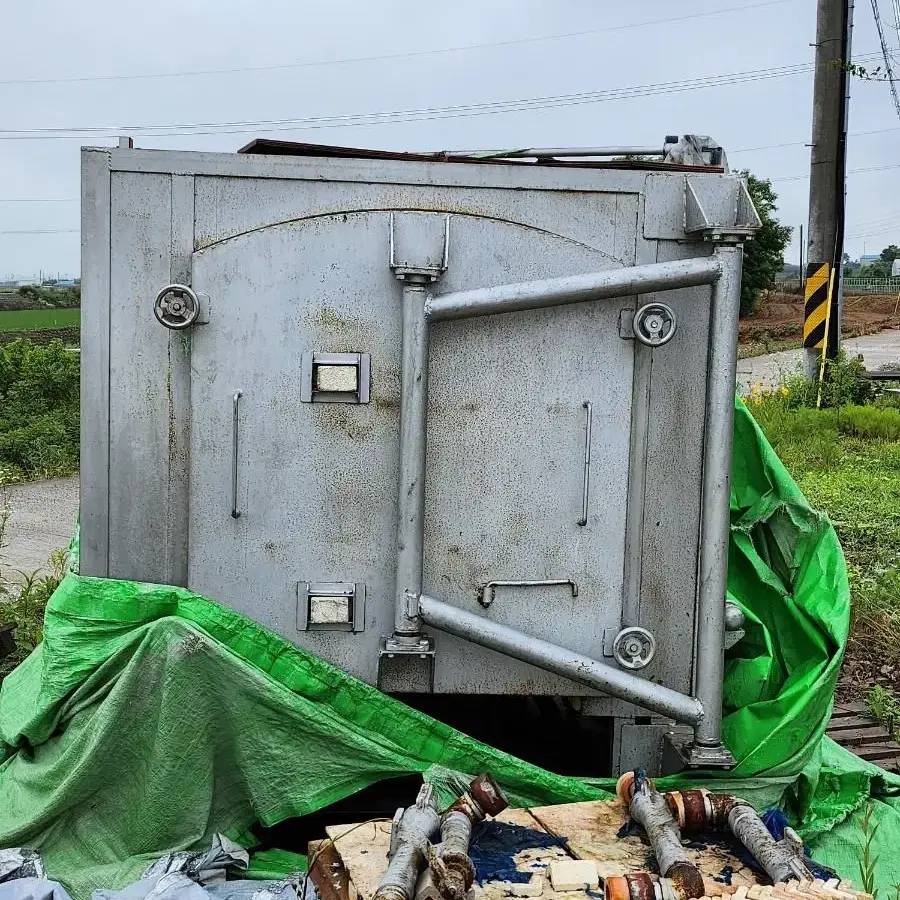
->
[1,0,897,279]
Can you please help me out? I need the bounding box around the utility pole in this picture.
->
[804,0,853,377]
[799,223,805,290]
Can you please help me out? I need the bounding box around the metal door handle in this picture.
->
[578,400,593,526]
[231,391,242,519]
[478,579,579,608]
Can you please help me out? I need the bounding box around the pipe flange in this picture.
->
[612,626,657,670]
[633,303,676,347]
[154,284,200,330]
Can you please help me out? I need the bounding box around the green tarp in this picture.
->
[2,398,900,897]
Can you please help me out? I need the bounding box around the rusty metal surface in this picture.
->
[235,139,724,174]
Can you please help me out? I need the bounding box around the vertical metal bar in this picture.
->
[622,344,652,626]
[165,174,194,586]
[231,391,242,519]
[693,246,741,748]
[394,279,430,636]
[80,149,112,577]
[578,401,593,526]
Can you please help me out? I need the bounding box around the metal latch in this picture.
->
[297,582,365,632]
[300,352,371,404]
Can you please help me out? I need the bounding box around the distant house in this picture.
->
[859,254,881,265]
[892,258,900,277]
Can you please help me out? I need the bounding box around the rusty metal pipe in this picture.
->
[619,772,704,900]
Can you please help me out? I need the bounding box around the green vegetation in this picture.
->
[739,172,793,316]
[0,341,80,483]
[748,355,900,698]
[17,284,81,308]
[0,307,80,333]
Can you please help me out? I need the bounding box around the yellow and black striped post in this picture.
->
[803,262,831,350]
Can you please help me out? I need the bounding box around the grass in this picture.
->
[738,338,801,359]
[0,308,80,333]
[748,362,900,703]
[0,340,80,483]
[0,493,68,683]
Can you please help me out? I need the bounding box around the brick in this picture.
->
[548,860,600,892]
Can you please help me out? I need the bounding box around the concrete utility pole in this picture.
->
[804,0,853,378]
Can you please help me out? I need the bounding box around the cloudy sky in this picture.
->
[1,0,897,280]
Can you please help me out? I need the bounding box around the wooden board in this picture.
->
[828,702,900,772]
[529,800,760,888]
[324,800,769,900]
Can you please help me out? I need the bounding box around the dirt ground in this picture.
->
[740,290,900,343]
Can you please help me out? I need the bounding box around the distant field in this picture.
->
[0,308,80,332]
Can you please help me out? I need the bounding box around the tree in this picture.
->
[857,246,899,278]
[738,172,793,316]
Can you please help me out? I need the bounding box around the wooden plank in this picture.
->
[827,726,894,745]
[308,838,354,900]
[324,821,393,900]
[826,716,882,732]
[831,701,870,716]
[525,800,762,887]
[853,743,900,762]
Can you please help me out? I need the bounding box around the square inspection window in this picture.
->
[301,352,370,404]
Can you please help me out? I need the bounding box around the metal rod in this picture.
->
[693,246,742,748]
[622,344,651,627]
[394,279,431,637]
[417,593,704,725]
[479,578,578,608]
[231,391,242,519]
[578,401,593,526]
[441,147,666,159]
[426,257,722,322]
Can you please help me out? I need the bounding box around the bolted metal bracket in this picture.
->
[612,626,657,670]
[662,730,736,772]
[378,635,436,693]
[684,175,761,243]
[617,307,636,340]
[633,303,676,347]
[389,212,451,283]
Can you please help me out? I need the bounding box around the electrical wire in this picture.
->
[870,0,900,118]
[0,0,798,89]
[772,162,900,181]
[0,229,79,235]
[731,124,900,152]
[0,52,886,142]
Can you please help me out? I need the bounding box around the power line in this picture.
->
[772,162,900,181]
[0,0,797,88]
[0,52,885,142]
[731,124,900,152]
[0,229,79,235]
[870,0,900,119]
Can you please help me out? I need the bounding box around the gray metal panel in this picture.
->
[105,147,649,195]
[80,150,112,576]
[637,240,714,696]
[164,176,195,586]
[107,172,176,581]
[642,174,687,241]
[188,202,635,693]
[193,178,636,265]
